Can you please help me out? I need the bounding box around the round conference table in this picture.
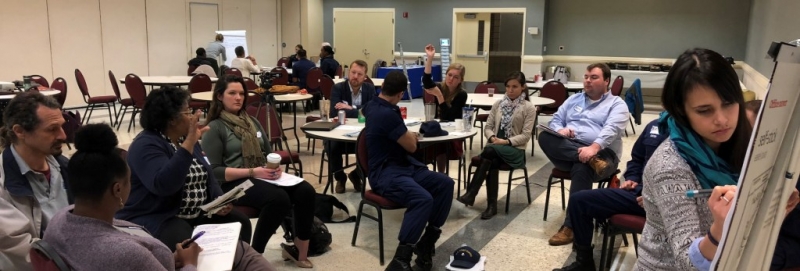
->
[303,118,478,194]
[527,80,585,94]
[467,93,555,108]
[120,76,218,87]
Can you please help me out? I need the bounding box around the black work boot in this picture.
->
[553,245,595,271]
[480,170,499,219]
[413,226,442,271]
[385,244,414,271]
[457,159,492,206]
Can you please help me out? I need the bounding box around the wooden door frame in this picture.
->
[332,8,395,59]
[452,8,526,71]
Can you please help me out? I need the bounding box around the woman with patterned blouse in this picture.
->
[117,86,252,250]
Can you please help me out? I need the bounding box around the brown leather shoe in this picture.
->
[334,180,345,194]
[548,226,574,246]
[588,156,609,176]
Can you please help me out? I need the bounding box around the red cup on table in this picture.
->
[400,107,407,119]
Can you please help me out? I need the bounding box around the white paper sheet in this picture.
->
[334,125,363,131]
[200,180,253,216]
[256,173,304,187]
[193,222,241,271]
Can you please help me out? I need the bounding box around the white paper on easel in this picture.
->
[712,43,800,270]
[194,222,241,271]
[215,30,247,67]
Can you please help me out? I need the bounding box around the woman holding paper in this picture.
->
[44,124,276,271]
[117,86,253,253]
[201,75,316,268]
[456,71,535,220]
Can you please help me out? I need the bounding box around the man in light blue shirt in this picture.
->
[539,63,628,243]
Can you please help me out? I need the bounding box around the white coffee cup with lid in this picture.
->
[266,153,281,169]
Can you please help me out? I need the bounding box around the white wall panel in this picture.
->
[0,0,54,83]
[100,0,148,98]
[146,0,189,76]
[48,0,106,108]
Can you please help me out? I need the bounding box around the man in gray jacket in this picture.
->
[0,92,71,271]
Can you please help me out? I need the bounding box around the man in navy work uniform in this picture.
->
[553,118,667,271]
[363,71,454,271]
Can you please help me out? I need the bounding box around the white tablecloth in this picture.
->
[0,90,60,100]
[527,80,584,90]
[611,70,668,89]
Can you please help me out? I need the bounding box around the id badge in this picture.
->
[574,105,583,113]
[257,131,262,138]
[650,126,659,135]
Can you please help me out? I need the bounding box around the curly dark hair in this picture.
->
[139,86,190,132]
[0,92,61,147]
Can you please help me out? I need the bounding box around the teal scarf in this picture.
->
[659,112,738,189]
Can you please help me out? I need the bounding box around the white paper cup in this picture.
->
[266,153,281,169]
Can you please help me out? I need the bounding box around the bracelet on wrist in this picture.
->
[248,168,254,178]
[706,229,720,246]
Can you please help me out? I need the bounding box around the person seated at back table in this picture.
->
[0,92,70,271]
[319,45,339,78]
[231,46,260,78]
[328,59,375,193]
[201,75,316,268]
[420,44,467,174]
[116,86,253,250]
[292,49,316,90]
[456,71,536,220]
[552,118,666,271]
[539,63,629,243]
[287,44,303,69]
[364,71,454,271]
[188,47,219,76]
[45,124,275,271]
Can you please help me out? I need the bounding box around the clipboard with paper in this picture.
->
[537,124,592,146]
[200,180,253,217]
[711,41,800,270]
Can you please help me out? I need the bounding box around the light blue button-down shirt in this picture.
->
[548,91,629,157]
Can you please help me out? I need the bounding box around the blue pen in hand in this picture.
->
[686,189,714,198]
[182,231,205,248]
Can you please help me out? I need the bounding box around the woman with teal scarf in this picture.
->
[633,48,754,271]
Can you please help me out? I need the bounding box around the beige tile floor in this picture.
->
[70,98,659,271]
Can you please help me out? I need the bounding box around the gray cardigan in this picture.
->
[44,206,196,271]
[635,139,712,271]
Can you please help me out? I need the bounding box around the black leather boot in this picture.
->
[553,245,595,271]
[385,244,414,271]
[458,159,492,206]
[413,226,442,271]
[480,170,499,220]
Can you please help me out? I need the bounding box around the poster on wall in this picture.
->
[215,30,248,67]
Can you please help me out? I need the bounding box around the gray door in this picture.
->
[487,13,524,83]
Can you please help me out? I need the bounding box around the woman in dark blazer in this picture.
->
[116,86,252,250]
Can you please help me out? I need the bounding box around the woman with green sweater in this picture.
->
[201,75,315,268]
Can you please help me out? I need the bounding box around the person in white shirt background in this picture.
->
[231,46,260,78]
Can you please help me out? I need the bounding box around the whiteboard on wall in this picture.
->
[215,30,247,67]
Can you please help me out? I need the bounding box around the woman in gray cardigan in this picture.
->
[634,48,756,271]
[457,71,536,219]
[44,124,274,271]
[201,75,316,268]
